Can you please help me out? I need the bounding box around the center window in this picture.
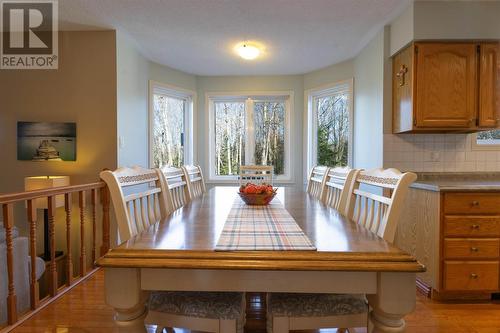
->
[208,94,292,181]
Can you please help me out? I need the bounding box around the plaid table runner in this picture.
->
[215,198,316,251]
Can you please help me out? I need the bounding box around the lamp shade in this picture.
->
[24,176,70,209]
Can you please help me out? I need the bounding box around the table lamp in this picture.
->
[24,176,70,261]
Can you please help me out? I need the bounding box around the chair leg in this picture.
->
[219,319,237,333]
[272,317,289,333]
[155,327,164,333]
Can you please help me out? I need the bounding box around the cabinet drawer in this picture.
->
[444,193,500,214]
[444,239,500,259]
[444,216,500,237]
[444,261,499,291]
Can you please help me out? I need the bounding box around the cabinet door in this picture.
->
[393,45,414,133]
[415,43,477,128]
[478,43,500,128]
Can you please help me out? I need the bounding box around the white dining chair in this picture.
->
[100,166,169,242]
[267,168,417,333]
[347,168,417,243]
[306,166,329,199]
[320,167,360,216]
[161,166,191,211]
[182,165,206,199]
[239,165,273,185]
[100,166,246,333]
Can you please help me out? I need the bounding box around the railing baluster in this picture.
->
[27,200,39,309]
[3,203,18,324]
[65,193,73,286]
[91,189,97,266]
[79,191,87,277]
[100,186,110,256]
[47,196,58,297]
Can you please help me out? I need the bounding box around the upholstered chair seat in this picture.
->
[149,291,246,333]
[268,293,367,317]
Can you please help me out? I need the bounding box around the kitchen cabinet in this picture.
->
[395,185,500,300]
[393,42,500,133]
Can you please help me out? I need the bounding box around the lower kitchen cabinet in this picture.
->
[394,187,500,299]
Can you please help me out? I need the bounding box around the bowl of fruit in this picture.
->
[238,183,277,206]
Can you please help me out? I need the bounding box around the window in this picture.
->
[473,130,500,150]
[306,80,353,179]
[149,81,195,168]
[208,93,292,181]
[214,101,245,176]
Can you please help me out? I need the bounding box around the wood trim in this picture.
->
[3,203,17,325]
[100,186,111,256]
[64,193,74,286]
[0,182,105,204]
[47,196,58,297]
[27,200,39,309]
[97,257,424,272]
[91,189,97,266]
[416,277,432,298]
[79,191,87,277]
[0,181,110,328]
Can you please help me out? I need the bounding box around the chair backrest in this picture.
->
[346,168,417,243]
[161,166,190,211]
[306,166,329,199]
[100,166,169,242]
[239,165,273,185]
[182,165,206,199]
[320,167,360,216]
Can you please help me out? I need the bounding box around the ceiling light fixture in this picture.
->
[236,43,260,60]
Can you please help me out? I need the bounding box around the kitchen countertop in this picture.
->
[411,172,500,192]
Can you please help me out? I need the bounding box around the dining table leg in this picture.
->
[104,268,149,332]
[367,272,416,333]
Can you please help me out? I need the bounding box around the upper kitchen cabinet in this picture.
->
[393,42,500,133]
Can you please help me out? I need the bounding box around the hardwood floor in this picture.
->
[9,269,500,333]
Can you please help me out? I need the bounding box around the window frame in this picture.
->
[206,91,293,183]
[304,79,354,183]
[471,131,500,151]
[148,80,196,168]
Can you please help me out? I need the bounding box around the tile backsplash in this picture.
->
[384,134,500,172]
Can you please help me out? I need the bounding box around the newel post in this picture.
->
[100,185,110,256]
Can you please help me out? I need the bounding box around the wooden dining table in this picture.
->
[97,187,424,333]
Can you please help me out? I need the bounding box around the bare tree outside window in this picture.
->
[214,102,245,176]
[254,101,285,175]
[316,93,349,167]
[477,129,500,145]
[152,95,185,168]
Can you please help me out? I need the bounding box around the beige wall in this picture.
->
[353,28,386,169]
[390,1,500,55]
[0,31,117,273]
[389,2,414,56]
[116,32,197,168]
[414,0,500,41]
[0,31,117,193]
[303,59,354,90]
[116,32,150,168]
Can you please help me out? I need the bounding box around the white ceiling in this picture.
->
[59,0,410,76]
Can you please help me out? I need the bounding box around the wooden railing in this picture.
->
[0,182,110,329]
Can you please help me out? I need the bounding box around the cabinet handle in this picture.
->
[471,224,480,230]
[470,273,479,279]
[471,201,480,207]
[470,247,479,252]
